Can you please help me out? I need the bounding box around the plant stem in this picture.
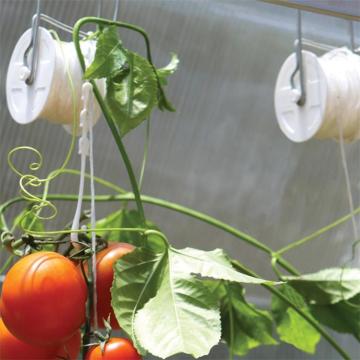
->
[231,261,351,360]
[72,18,146,226]
[0,193,297,275]
[276,207,360,256]
[80,260,93,359]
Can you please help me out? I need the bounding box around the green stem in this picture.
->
[276,206,360,256]
[227,286,235,360]
[231,261,351,360]
[0,193,298,275]
[72,18,146,225]
[139,117,150,191]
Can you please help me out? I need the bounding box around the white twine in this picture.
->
[34,32,104,129]
[71,82,98,330]
[315,48,360,255]
[316,48,360,142]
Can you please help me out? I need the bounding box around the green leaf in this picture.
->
[272,285,321,353]
[111,247,166,352]
[156,53,179,86]
[310,294,360,341]
[84,26,128,80]
[106,51,158,137]
[112,245,271,358]
[94,209,158,247]
[284,267,360,304]
[171,247,273,284]
[134,254,221,358]
[211,282,277,356]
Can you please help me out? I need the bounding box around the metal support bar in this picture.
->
[261,0,360,22]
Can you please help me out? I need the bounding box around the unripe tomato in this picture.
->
[1,252,87,346]
[85,338,141,360]
[0,317,55,359]
[89,242,134,328]
[55,330,82,360]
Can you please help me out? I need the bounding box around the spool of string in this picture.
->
[6,27,105,132]
[317,48,360,141]
[274,48,360,143]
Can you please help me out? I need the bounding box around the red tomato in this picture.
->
[85,338,141,360]
[89,243,134,328]
[55,330,82,360]
[1,252,87,346]
[0,317,56,359]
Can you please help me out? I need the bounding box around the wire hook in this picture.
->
[22,0,41,85]
[290,10,306,106]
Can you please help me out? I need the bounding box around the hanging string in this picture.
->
[88,88,98,330]
[70,82,99,330]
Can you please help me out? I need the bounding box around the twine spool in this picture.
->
[274,48,360,142]
[6,27,105,133]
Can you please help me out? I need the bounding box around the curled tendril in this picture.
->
[7,146,43,177]
[7,30,78,235]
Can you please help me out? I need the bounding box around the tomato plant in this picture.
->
[85,338,141,360]
[0,252,87,346]
[0,11,359,360]
[87,242,134,328]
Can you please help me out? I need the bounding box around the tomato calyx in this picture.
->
[92,315,113,354]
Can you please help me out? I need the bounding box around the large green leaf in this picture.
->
[134,254,221,358]
[212,282,277,356]
[111,247,165,351]
[106,51,158,137]
[94,209,158,247]
[310,294,360,341]
[156,53,179,86]
[284,268,360,304]
[171,247,272,284]
[112,244,271,358]
[84,26,128,80]
[272,285,321,354]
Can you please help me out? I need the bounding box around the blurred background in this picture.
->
[0,0,359,358]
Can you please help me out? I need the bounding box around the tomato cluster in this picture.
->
[0,244,141,359]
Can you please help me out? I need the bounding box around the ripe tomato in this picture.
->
[55,330,82,360]
[89,243,134,328]
[0,317,55,359]
[1,251,87,346]
[85,338,141,360]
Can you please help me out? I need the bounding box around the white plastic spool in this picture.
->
[6,27,105,134]
[274,48,360,142]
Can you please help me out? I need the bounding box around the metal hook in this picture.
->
[290,10,306,106]
[113,0,120,21]
[23,0,41,85]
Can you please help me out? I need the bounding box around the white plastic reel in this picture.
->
[6,27,105,134]
[274,50,328,142]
